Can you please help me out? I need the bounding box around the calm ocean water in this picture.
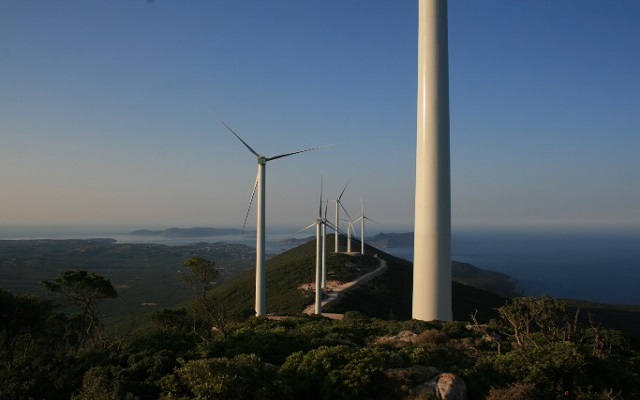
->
[1,225,639,305]
[0,225,301,260]
[385,229,640,305]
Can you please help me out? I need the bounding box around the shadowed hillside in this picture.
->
[210,234,640,335]
[209,236,382,317]
[211,234,512,323]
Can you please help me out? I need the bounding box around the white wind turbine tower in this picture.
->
[320,199,330,290]
[317,181,336,294]
[213,113,330,317]
[287,180,332,315]
[353,199,375,255]
[346,219,355,253]
[333,181,350,253]
[413,0,452,321]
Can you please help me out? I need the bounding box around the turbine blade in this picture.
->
[324,199,329,220]
[283,221,318,241]
[339,202,352,221]
[337,180,350,201]
[325,220,339,232]
[242,171,259,234]
[319,176,323,218]
[209,110,261,158]
[265,143,335,162]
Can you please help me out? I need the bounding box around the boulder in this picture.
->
[414,372,467,400]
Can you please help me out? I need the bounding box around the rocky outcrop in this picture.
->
[383,366,467,400]
[372,330,418,347]
[415,372,467,400]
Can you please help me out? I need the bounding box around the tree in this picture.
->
[180,256,228,339]
[496,296,579,348]
[0,289,51,369]
[181,256,220,297]
[43,270,117,348]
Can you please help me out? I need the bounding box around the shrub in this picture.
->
[485,383,540,400]
[174,354,277,400]
[278,345,356,400]
[414,329,449,345]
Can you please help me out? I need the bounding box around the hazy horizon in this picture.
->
[2,221,639,241]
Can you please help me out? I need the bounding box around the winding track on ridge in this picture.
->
[302,257,388,320]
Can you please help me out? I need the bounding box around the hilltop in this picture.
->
[3,235,638,334]
[209,234,517,322]
[0,235,517,326]
[208,234,640,335]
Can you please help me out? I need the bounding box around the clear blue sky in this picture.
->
[1,0,639,233]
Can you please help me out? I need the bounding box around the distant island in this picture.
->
[366,232,414,248]
[129,227,249,237]
[279,236,315,246]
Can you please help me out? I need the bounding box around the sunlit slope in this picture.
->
[210,234,509,321]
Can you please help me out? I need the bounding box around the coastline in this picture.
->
[2,225,639,305]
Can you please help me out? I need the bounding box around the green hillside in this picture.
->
[209,236,382,317]
[3,235,640,399]
[209,234,640,335]
[210,234,509,323]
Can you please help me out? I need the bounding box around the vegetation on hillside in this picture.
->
[208,237,382,317]
[2,280,639,399]
[0,239,255,322]
[0,235,520,323]
[2,238,640,399]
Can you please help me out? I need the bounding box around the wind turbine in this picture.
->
[213,113,330,317]
[286,180,332,315]
[353,199,375,255]
[346,219,355,253]
[333,181,350,253]
[320,198,329,290]
[287,217,323,315]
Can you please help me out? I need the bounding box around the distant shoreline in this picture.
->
[2,226,639,305]
[128,227,250,238]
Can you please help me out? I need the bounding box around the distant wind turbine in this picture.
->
[333,180,350,253]
[353,199,375,255]
[285,179,333,315]
[320,198,330,291]
[212,112,331,317]
[346,219,355,253]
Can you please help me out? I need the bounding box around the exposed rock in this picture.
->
[383,365,467,400]
[414,372,467,400]
[373,330,418,347]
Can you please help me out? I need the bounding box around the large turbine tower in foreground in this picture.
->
[412,0,452,321]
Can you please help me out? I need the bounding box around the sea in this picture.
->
[384,228,640,306]
[1,225,639,305]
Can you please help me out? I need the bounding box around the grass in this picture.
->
[210,235,380,316]
[212,235,509,323]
